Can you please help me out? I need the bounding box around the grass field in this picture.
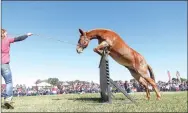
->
[1,91,187,112]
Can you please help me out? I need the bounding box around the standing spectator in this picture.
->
[124,81,128,92]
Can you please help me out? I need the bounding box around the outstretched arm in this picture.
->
[14,35,28,42]
[14,33,33,42]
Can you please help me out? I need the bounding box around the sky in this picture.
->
[1,1,187,87]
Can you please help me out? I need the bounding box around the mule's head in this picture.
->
[76,29,90,54]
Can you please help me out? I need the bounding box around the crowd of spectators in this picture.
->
[1,79,187,97]
[1,81,100,97]
[157,81,187,92]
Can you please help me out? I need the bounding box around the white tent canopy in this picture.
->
[62,82,69,86]
[37,82,52,87]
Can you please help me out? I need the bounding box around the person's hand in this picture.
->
[27,33,33,36]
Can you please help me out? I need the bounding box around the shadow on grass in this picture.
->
[68,97,103,103]
[1,105,8,109]
[68,97,138,102]
[1,104,13,109]
[52,98,62,100]
[67,97,138,105]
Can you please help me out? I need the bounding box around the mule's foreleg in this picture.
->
[93,41,110,55]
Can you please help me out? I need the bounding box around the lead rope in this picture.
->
[34,34,78,46]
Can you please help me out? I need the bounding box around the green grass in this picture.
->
[1,91,187,112]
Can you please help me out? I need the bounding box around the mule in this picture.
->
[76,28,161,100]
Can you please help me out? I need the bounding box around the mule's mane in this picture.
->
[87,28,117,34]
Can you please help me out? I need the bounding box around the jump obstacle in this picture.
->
[99,47,137,105]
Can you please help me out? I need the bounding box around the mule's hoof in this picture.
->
[156,97,161,100]
[145,97,150,100]
[145,96,150,101]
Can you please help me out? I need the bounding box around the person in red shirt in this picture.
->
[1,29,33,108]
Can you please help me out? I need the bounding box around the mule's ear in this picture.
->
[79,29,84,35]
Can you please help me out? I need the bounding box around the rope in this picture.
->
[33,34,96,51]
[8,33,94,50]
[34,34,78,46]
[8,33,78,46]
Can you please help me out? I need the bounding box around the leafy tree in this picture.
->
[75,80,80,83]
[172,78,177,82]
[180,78,187,82]
[57,82,62,89]
[48,78,59,86]
[35,79,41,85]
[34,79,41,92]
[40,79,48,83]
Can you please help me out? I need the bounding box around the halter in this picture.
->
[78,35,90,48]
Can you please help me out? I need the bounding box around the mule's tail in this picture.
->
[148,65,156,82]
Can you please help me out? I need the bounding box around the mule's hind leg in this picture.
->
[137,64,161,100]
[139,77,151,100]
[127,67,150,100]
[138,70,161,100]
[144,77,161,100]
